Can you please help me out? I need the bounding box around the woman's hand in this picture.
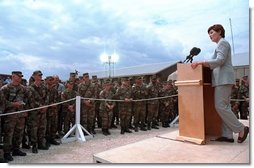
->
[191,62,200,69]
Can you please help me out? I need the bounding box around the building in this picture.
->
[90,60,249,83]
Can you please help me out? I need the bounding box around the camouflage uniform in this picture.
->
[0,89,5,161]
[132,77,147,132]
[231,79,240,118]
[115,78,133,134]
[61,81,77,134]
[78,73,96,134]
[159,81,175,127]
[171,81,178,122]
[111,80,121,127]
[54,76,65,136]
[238,83,249,120]
[69,72,79,92]
[27,71,48,152]
[146,75,160,130]
[45,76,59,145]
[92,76,103,129]
[1,71,28,159]
[99,80,115,135]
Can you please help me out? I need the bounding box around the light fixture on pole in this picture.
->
[100,52,119,78]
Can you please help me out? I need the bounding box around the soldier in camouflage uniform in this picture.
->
[132,76,147,132]
[99,79,115,135]
[159,80,175,127]
[69,72,79,92]
[27,70,49,154]
[156,77,163,126]
[146,75,160,130]
[1,71,27,161]
[78,73,96,134]
[231,79,240,118]
[53,75,65,137]
[171,80,179,122]
[92,75,103,129]
[111,79,121,128]
[238,76,249,120]
[61,80,77,134]
[45,76,60,146]
[21,78,30,150]
[0,89,7,162]
[114,77,133,134]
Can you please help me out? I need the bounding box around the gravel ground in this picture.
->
[10,125,178,164]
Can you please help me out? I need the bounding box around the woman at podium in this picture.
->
[191,24,249,144]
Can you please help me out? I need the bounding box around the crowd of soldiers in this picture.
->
[0,70,179,162]
[231,75,250,120]
[0,70,249,163]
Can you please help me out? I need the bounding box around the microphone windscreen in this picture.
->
[190,47,201,56]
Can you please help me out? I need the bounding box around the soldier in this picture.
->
[27,70,49,153]
[69,72,78,92]
[53,75,65,137]
[111,79,121,128]
[99,79,115,135]
[132,76,147,132]
[238,76,249,120]
[146,75,160,130]
[231,79,240,118]
[21,78,30,150]
[78,73,96,134]
[0,89,8,162]
[156,77,164,126]
[92,75,103,129]
[61,80,77,134]
[114,77,133,134]
[1,71,27,161]
[171,80,179,122]
[159,81,175,127]
[45,76,60,146]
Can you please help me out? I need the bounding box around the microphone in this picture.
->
[183,47,201,63]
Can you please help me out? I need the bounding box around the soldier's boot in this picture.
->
[12,149,26,156]
[140,123,147,131]
[22,143,31,149]
[0,150,8,163]
[45,137,51,148]
[22,137,31,149]
[0,158,8,163]
[120,127,125,134]
[147,123,151,130]
[162,122,167,128]
[91,129,96,135]
[50,138,60,145]
[134,124,139,132]
[32,144,38,154]
[38,143,49,150]
[102,129,108,136]
[106,129,111,135]
[4,153,13,162]
[125,128,132,133]
[152,122,159,129]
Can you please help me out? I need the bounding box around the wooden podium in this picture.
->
[175,63,221,144]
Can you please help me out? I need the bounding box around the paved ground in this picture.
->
[9,125,178,164]
[7,120,250,164]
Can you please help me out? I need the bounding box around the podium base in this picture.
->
[176,135,205,145]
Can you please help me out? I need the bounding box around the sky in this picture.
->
[0,0,250,80]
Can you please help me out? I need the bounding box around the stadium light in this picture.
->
[100,52,119,78]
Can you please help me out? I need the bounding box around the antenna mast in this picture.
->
[229,18,235,56]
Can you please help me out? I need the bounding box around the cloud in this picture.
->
[0,0,249,80]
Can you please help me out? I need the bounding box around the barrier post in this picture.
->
[61,96,93,143]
